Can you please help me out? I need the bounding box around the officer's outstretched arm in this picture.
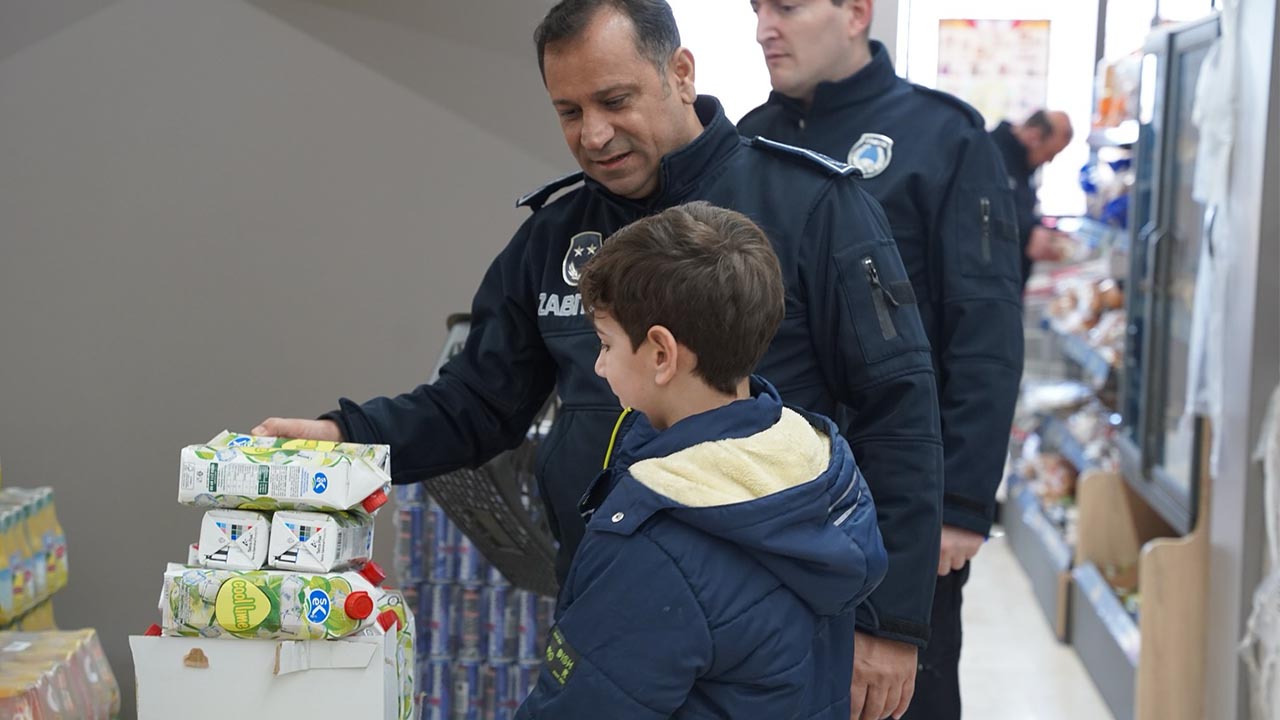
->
[799,181,945,648]
[323,222,557,486]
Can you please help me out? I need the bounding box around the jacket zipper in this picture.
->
[980,197,992,264]
[862,257,899,341]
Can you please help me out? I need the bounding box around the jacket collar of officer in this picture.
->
[766,40,898,116]
[582,95,741,211]
[991,120,1034,182]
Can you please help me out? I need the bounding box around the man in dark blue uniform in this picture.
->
[989,110,1075,290]
[254,0,942,704]
[740,2,1025,719]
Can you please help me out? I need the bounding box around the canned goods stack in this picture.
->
[396,483,558,720]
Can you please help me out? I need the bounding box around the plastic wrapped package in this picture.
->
[0,629,120,719]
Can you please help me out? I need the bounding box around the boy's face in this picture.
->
[592,311,656,415]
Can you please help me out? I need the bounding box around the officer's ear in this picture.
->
[845,0,873,40]
[667,47,696,105]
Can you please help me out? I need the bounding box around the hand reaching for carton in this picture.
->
[251,418,343,442]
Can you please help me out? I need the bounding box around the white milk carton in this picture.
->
[197,509,271,570]
[178,431,391,513]
[269,510,374,573]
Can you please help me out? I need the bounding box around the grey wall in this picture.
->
[0,0,563,715]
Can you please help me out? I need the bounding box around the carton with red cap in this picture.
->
[158,562,389,640]
[178,431,391,513]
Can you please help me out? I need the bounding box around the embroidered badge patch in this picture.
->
[545,626,580,686]
[847,133,894,179]
[562,231,603,287]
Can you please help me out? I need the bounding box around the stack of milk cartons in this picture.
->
[394,484,557,720]
[157,431,417,719]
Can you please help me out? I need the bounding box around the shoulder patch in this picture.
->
[750,136,861,178]
[516,171,586,211]
[908,84,986,129]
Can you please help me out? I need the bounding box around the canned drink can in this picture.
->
[456,535,486,586]
[457,585,484,658]
[514,660,542,705]
[422,658,451,720]
[484,585,513,661]
[427,583,455,656]
[395,504,426,584]
[429,505,457,584]
[515,590,541,661]
[487,662,517,720]
[486,564,510,587]
[452,659,482,720]
[395,482,427,505]
[536,597,557,653]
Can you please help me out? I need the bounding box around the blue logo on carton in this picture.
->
[312,472,328,494]
[229,435,251,447]
[306,589,331,624]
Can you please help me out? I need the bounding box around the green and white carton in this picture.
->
[269,509,375,573]
[159,562,388,640]
[358,590,417,720]
[179,431,391,513]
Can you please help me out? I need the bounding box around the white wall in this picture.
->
[0,0,564,714]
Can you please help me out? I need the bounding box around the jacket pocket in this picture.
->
[958,188,1020,281]
[834,241,931,365]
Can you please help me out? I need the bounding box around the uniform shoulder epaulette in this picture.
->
[908,84,986,128]
[516,171,586,211]
[749,136,862,178]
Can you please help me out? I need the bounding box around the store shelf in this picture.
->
[1038,415,1094,473]
[1071,562,1139,720]
[1088,120,1139,148]
[1003,475,1074,641]
[1040,317,1115,391]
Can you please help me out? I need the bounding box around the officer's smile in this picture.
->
[593,151,633,171]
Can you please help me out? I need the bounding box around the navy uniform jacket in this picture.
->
[326,96,944,647]
[989,120,1040,287]
[741,42,1025,539]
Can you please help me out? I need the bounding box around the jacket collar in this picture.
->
[582,95,742,211]
[765,41,899,117]
[991,120,1034,181]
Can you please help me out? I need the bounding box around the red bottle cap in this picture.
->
[358,561,387,587]
[377,610,401,632]
[361,488,389,513]
[143,624,163,637]
[345,591,375,620]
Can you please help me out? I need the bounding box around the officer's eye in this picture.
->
[603,96,628,109]
[557,107,580,120]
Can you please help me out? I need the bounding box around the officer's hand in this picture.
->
[850,632,918,720]
[937,525,985,576]
[250,418,343,442]
[1027,225,1067,262]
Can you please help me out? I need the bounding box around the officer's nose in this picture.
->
[580,109,615,154]
[756,10,779,45]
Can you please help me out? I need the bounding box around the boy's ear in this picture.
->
[647,325,682,386]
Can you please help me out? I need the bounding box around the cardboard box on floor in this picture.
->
[130,631,400,719]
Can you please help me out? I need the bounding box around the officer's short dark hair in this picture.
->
[578,202,785,395]
[535,0,681,81]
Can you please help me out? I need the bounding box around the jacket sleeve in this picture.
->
[933,129,1025,536]
[515,533,713,719]
[800,180,944,647]
[321,221,557,485]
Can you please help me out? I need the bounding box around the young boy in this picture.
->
[516,202,888,720]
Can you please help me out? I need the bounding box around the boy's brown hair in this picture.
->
[578,201,785,395]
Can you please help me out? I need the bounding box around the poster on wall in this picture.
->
[936,19,1051,129]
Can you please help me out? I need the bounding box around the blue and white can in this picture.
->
[422,658,451,720]
[485,585,513,661]
[515,590,542,661]
[452,659,483,720]
[427,583,455,656]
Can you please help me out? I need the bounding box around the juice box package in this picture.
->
[269,509,374,573]
[358,590,417,720]
[159,562,388,640]
[178,431,392,513]
[197,510,271,570]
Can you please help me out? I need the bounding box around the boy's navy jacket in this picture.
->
[740,42,1025,538]
[324,96,944,646]
[516,379,888,719]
